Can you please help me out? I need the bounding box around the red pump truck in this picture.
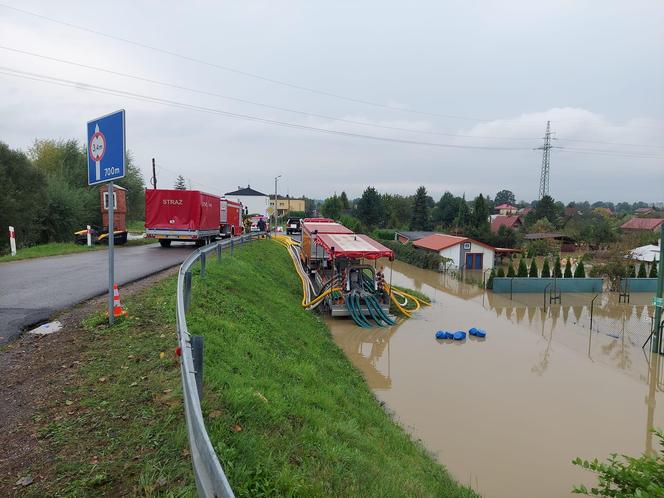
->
[145,189,243,247]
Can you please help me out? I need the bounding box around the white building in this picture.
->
[224,185,270,217]
[413,233,495,270]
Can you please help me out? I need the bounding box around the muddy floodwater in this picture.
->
[327,260,663,498]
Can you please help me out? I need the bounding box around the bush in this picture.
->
[380,240,450,270]
[496,267,505,277]
[628,265,636,278]
[564,259,573,278]
[486,268,495,289]
[372,229,397,241]
[517,257,528,277]
[507,260,516,277]
[541,258,551,278]
[638,262,648,278]
[553,256,563,278]
[572,428,664,496]
[339,214,362,233]
[651,263,658,279]
[574,260,586,278]
[529,258,539,277]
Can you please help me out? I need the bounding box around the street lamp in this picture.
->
[274,175,282,230]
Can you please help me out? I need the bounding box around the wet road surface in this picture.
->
[0,243,194,343]
[327,261,662,498]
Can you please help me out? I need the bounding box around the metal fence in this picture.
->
[176,232,266,498]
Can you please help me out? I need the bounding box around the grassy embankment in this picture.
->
[187,239,476,497]
[0,238,157,263]
[22,238,475,497]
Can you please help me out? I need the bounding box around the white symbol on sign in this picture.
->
[89,124,106,181]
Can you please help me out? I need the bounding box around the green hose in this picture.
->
[352,293,373,328]
[367,294,396,326]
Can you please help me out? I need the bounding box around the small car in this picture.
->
[286,217,302,235]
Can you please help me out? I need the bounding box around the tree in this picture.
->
[321,194,342,220]
[529,258,539,277]
[574,260,586,278]
[553,256,563,278]
[650,262,658,278]
[541,258,551,278]
[454,195,471,231]
[339,191,350,212]
[506,258,516,277]
[528,195,559,227]
[382,194,412,229]
[174,175,187,190]
[638,262,648,278]
[486,268,495,289]
[494,189,516,206]
[494,226,517,248]
[517,257,528,277]
[628,265,636,278]
[470,194,490,235]
[433,192,459,228]
[564,259,573,278]
[410,186,430,230]
[0,142,48,252]
[356,186,384,229]
[496,267,506,277]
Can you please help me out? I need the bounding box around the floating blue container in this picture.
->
[435,331,454,340]
[469,328,486,338]
[453,331,467,341]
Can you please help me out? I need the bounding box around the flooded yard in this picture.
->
[327,260,663,498]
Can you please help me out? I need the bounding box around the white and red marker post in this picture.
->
[8,225,16,256]
[86,225,92,247]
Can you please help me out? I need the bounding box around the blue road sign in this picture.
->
[87,109,126,185]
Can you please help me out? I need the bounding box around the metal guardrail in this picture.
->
[176,231,267,498]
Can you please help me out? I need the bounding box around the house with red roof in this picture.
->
[620,217,664,232]
[490,215,522,233]
[495,203,518,215]
[413,233,496,270]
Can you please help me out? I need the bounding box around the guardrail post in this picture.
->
[184,270,192,311]
[230,237,234,256]
[200,252,206,278]
[192,335,204,400]
[216,243,221,263]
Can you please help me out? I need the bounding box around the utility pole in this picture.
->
[274,175,282,230]
[652,224,664,354]
[151,158,157,189]
[536,121,554,199]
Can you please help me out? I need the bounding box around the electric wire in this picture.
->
[0,66,534,151]
[1,2,661,132]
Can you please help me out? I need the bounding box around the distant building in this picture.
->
[413,233,495,270]
[518,207,533,216]
[269,195,305,217]
[490,215,522,233]
[524,232,576,252]
[225,185,270,217]
[635,207,655,216]
[620,217,664,232]
[495,203,518,215]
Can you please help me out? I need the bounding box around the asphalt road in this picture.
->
[0,243,194,344]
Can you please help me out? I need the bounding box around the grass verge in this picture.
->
[186,239,477,497]
[0,239,158,263]
[19,275,194,497]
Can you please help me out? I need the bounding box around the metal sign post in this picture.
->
[87,109,126,326]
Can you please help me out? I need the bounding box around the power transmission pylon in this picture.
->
[536,121,555,199]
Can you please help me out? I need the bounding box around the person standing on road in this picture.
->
[257,217,266,232]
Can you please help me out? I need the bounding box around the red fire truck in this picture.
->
[145,189,243,247]
[220,198,243,237]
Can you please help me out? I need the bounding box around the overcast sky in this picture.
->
[1,0,663,203]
